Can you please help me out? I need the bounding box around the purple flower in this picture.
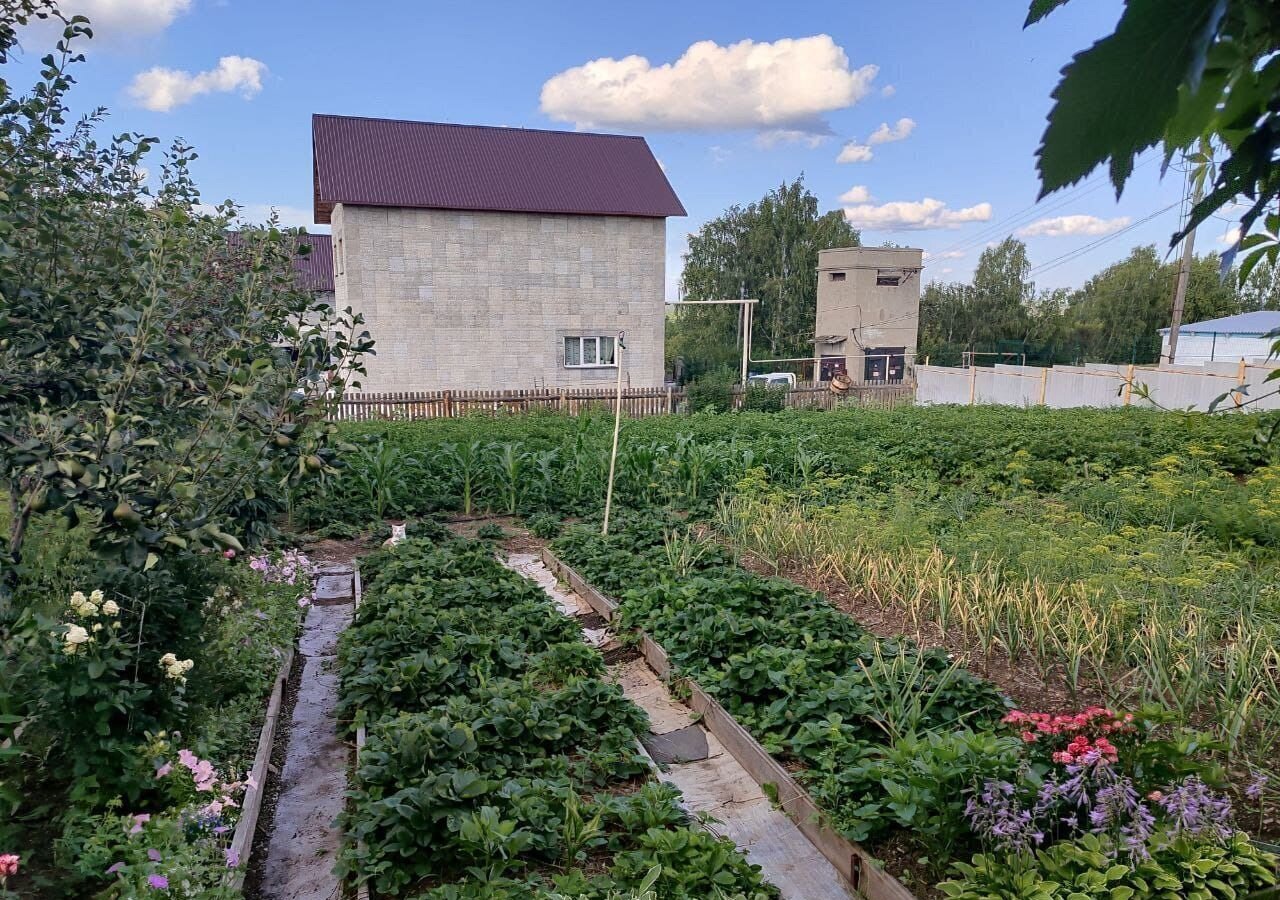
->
[966,780,1044,854]
[1245,771,1269,802]
[106,861,124,874]
[147,873,168,889]
[147,849,162,862]
[225,847,240,868]
[1158,775,1234,843]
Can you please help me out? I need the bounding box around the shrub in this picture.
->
[740,384,787,413]
[685,371,737,413]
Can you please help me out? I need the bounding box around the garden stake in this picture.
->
[602,331,626,536]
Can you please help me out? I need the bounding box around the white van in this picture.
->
[747,372,797,388]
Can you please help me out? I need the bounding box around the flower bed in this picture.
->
[550,516,1279,898]
[0,550,314,898]
[335,536,780,898]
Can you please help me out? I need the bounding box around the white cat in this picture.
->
[382,523,407,548]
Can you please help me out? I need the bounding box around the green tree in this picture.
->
[671,176,857,380]
[0,3,373,594]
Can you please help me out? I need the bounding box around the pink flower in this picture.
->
[147,873,168,889]
[223,549,236,559]
[147,849,162,862]
[246,773,259,790]
[0,853,19,877]
[155,763,172,778]
[177,749,198,769]
[106,861,124,875]
[129,813,151,835]
[224,848,240,868]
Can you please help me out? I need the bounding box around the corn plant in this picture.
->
[441,440,485,514]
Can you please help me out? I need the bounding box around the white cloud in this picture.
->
[128,56,267,111]
[941,267,954,274]
[836,141,873,163]
[843,197,992,231]
[540,35,878,134]
[708,145,732,165]
[61,0,191,37]
[1017,214,1129,238]
[755,129,827,149]
[923,249,966,260]
[868,117,915,145]
[839,185,872,204]
[880,84,896,98]
[1218,226,1242,246]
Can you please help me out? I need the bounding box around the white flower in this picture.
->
[63,623,92,654]
[101,599,120,617]
[160,653,193,682]
[91,623,103,633]
[70,591,86,607]
[89,589,104,605]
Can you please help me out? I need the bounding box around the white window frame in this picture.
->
[563,335,617,368]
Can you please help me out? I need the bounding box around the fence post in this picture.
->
[1039,367,1050,406]
[968,365,978,406]
[1233,357,1247,407]
[1122,365,1134,407]
[443,390,453,418]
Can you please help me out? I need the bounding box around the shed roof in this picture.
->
[311,114,685,224]
[1158,310,1280,336]
[293,232,333,292]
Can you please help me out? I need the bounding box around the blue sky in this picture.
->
[15,0,1236,297]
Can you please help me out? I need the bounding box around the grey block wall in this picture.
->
[332,204,667,392]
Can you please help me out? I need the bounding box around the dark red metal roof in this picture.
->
[293,233,333,292]
[312,114,685,224]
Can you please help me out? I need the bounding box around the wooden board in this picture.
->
[540,549,918,900]
[229,644,294,892]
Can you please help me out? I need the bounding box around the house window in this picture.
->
[564,335,616,368]
[829,272,846,281]
[876,270,901,286]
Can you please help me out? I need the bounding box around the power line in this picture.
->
[1029,203,1181,278]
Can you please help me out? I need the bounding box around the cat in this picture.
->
[382,523,407,548]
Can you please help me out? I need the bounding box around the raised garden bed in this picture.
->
[542,548,915,900]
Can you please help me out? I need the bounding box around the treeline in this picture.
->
[922,237,1280,366]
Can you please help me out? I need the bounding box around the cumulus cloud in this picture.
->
[839,185,872,204]
[540,35,878,134]
[755,129,827,149]
[1017,214,1130,238]
[129,56,267,111]
[837,141,873,163]
[880,84,896,98]
[868,117,915,145]
[843,197,992,231]
[62,0,191,37]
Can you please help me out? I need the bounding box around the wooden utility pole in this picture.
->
[1166,176,1204,365]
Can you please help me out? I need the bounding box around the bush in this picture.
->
[740,384,787,413]
[525,512,562,539]
[685,371,737,413]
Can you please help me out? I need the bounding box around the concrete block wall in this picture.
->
[332,204,667,391]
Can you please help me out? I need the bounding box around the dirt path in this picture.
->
[504,552,857,900]
[257,566,354,900]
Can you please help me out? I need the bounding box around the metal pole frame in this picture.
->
[602,331,626,536]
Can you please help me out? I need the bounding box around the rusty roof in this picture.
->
[312,114,685,224]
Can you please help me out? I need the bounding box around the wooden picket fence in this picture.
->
[331,381,914,422]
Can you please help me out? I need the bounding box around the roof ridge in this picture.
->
[311,112,647,143]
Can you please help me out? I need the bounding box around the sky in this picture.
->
[12,0,1242,299]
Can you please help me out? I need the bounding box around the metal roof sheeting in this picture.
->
[1158,310,1280,336]
[294,232,333,292]
[312,114,685,224]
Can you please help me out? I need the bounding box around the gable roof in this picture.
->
[312,114,685,224]
[294,232,333,292]
[1158,310,1280,336]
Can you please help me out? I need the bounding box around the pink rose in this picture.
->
[223,549,236,559]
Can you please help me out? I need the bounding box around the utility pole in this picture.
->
[1167,173,1204,365]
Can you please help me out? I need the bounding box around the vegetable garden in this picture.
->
[303,403,1280,898]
